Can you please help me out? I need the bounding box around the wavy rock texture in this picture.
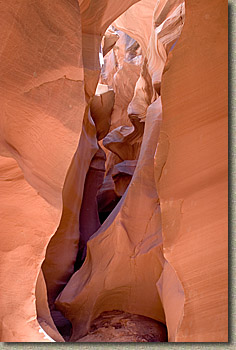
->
[0,0,85,341]
[113,0,157,55]
[41,0,139,327]
[101,30,142,129]
[55,0,186,342]
[102,28,120,57]
[0,0,139,342]
[56,97,165,341]
[36,270,64,342]
[0,0,227,343]
[97,30,143,221]
[155,0,228,341]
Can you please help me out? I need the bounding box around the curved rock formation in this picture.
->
[0,0,140,342]
[55,97,165,342]
[102,28,120,57]
[75,147,106,268]
[112,160,137,196]
[42,0,140,323]
[0,0,228,343]
[0,0,85,341]
[114,0,157,56]
[90,87,115,140]
[155,0,228,341]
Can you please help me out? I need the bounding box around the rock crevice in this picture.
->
[0,0,228,343]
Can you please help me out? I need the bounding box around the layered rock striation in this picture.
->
[0,0,228,343]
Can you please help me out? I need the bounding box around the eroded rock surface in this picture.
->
[75,147,106,268]
[41,0,139,329]
[0,0,85,341]
[0,0,139,342]
[77,310,167,342]
[0,0,228,343]
[155,0,228,341]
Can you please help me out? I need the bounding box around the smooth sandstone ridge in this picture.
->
[0,0,227,343]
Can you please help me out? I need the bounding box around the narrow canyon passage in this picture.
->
[40,0,185,342]
[0,0,227,344]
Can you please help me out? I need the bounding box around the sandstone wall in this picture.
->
[0,0,140,342]
[55,0,187,342]
[155,0,228,341]
[0,0,85,341]
[0,0,228,343]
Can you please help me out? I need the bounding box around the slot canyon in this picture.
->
[0,0,228,343]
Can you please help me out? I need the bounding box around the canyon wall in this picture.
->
[156,0,228,341]
[0,0,227,343]
[0,0,139,342]
[0,0,85,341]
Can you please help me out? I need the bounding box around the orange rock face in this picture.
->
[0,0,227,343]
[0,0,85,341]
[0,0,139,342]
[55,0,186,342]
[155,0,228,341]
